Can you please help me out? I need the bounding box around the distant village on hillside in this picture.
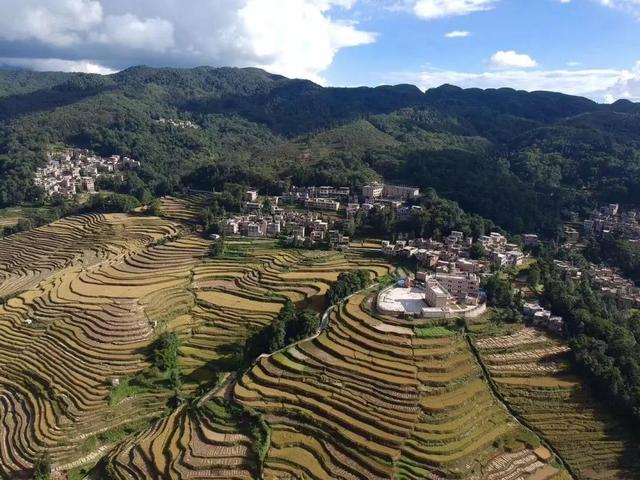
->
[34,149,140,198]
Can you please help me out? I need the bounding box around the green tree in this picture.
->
[153,332,180,371]
[209,238,225,257]
[469,242,486,260]
[33,452,51,480]
[528,264,541,286]
[482,274,513,307]
[287,309,320,341]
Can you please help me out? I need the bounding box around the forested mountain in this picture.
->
[1,66,639,234]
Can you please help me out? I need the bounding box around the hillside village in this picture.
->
[34,149,140,198]
[219,182,421,248]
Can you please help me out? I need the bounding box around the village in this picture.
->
[219,182,422,248]
[563,203,640,243]
[34,149,140,198]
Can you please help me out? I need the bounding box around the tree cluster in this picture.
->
[327,270,371,305]
[539,259,640,422]
[244,300,320,361]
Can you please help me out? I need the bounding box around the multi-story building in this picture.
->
[304,198,340,211]
[523,234,539,246]
[434,272,480,300]
[247,223,263,237]
[383,184,420,200]
[266,222,281,236]
[223,220,239,236]
[425,278,450,307]
[362,182,384,199]
[245,190,259,202]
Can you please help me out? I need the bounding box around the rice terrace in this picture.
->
[0,192,638,480]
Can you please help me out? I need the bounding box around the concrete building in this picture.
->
[523,234,539,247]
[434,272,480,300]
[425,278,450,308]
[247,223,263,237]
[304,198,340,211]
[223,221,239,236]
[383,184,420,200]
[245,190,259,202]
[362,182,384,199]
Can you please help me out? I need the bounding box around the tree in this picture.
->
[262,197,272,214]
[528,264,541,286]
[209,238,225,257]
[287,309,320,341]
[145,198,162,216]
[469,242,486,260]
[482,274,513,307]
[153,332,180,371]
[33,452,51,480]
[328,270,370,304]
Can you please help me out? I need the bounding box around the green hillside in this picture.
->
[0,66,639,233]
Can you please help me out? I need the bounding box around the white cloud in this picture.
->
[389,61,640,102]
[413,0,497,19]
[0,0,103,47]
[0,57,116,74]
[489,50,538,69]
[239,0,375,83]
[596,0,640,17]
[567,61,581,66]
[445,30,470,38]
[0,0,375,82]
[90,14,175,52]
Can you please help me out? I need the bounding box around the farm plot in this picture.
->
[0,220,206,478]
[94,241,394,477]
[0,213,180,297]
[179,242,392,381]
[234,292,553,480]
[159,193,213,223]
[105,400,259,480]
[473,324,640,480]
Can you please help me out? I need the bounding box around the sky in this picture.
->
[0,0,638,102]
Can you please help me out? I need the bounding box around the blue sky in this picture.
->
[323,0,640,100]
[0,0,638,101]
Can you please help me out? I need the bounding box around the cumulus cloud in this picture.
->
[0,0,375,83]
[0,0,103,47]
[445,30,471,38]
[388,62,640,102]
[413,0,497,19]
[489,50,538,69]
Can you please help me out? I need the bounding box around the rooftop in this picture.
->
[377,286,427,314]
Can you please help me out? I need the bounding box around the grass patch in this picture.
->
[415,326,456,338]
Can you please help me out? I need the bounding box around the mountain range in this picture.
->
[1,66,639,233]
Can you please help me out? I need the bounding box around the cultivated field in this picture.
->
[234,293,557,480]
[472,322,640,480]
[0,213,205,478]
[0,205,395,478]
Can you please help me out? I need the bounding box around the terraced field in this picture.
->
[472,324,640,480]
[0,214,206,478]
[0,213,180,297]
[180,243,394,390]
[0,208,397,478]
[160,193,213,224]
[106,400,260,480]
[234,293,556,480]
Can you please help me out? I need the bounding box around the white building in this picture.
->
[362,182,384,199]
[425,278,450,308]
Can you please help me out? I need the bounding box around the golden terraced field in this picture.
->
[471,322,640,480]
[2,202,635,480]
